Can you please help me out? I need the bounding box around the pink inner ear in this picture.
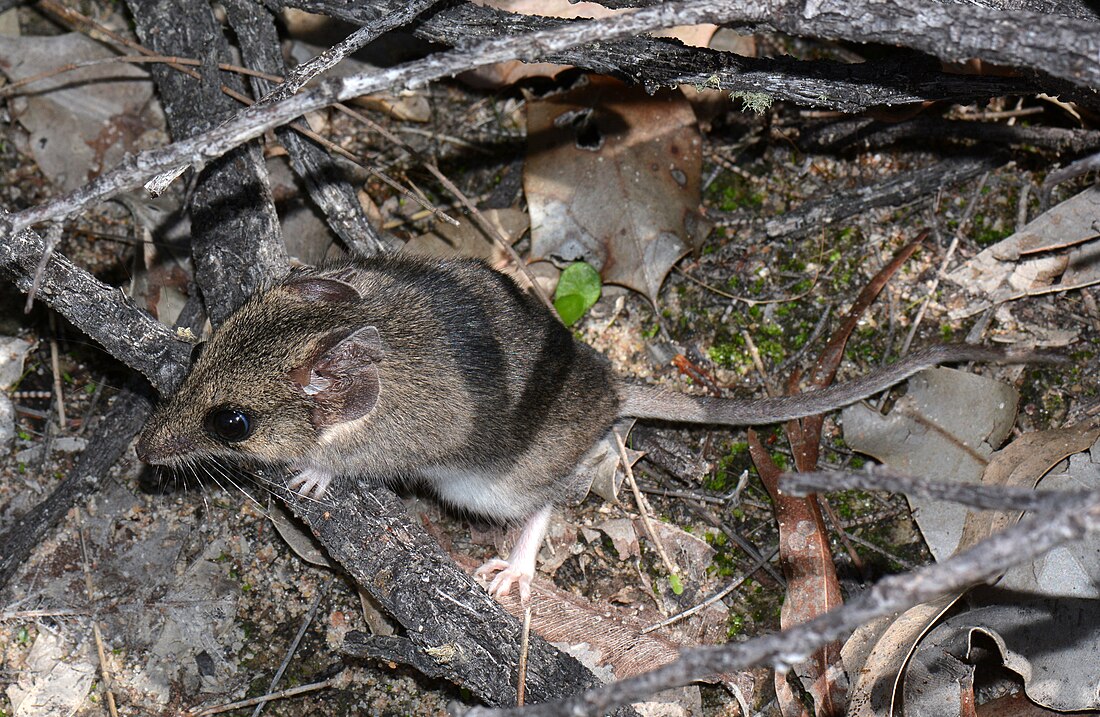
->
[284,277,361,303]
[293,326,385,428]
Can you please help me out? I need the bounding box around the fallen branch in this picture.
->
[0,220,192,393]
[1,0,773,237]
[782,466,1091,513]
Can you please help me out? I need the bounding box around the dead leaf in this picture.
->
[268,499,334,568]
[357,587,397,637]
[990,432,1100,598]
[0,335,32,448]
[450,555,721,683]
[597,517,640,560]
[646,520,718,593]
[957,421,1100,551]
[6,631,96,717]
[841,367,1019,560]
[0,335,34,389]
[0,33,166,191]
[578,418,639,505]
[904,599,1100,714]
[525,75,705,303]
[846,596,961,717]
[844,424,1100,716]
[751,431,847,717]
[945,185,1100,318]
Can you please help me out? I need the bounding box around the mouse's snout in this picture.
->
[135,430,196,465]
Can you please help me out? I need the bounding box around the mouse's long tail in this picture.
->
[617,344,1066,426]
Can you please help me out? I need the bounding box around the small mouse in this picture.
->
[136,254,1056,601]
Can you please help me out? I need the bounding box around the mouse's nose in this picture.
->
[135,432,195,464]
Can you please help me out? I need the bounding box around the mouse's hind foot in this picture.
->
[475,506,553,604]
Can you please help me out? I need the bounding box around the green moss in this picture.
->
[972,214,1013,246]
[708,339,750,370]
[727,612,746,638]
[706,442,750,491]
[705,173,765,212]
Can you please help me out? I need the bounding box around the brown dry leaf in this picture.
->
[958,421,1100,549]
[597,517,640,560]
[449,556,755,694]
[945,184,1100,319]
[846,596,962,717]
[647,520,716,588]
[525,75,705,303]
[844,422,1100,715]
[267,500,333,568]
[900,434,1100,715]
[750,431,846,717]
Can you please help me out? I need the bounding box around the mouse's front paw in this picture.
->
[476,558,534,603]
[286,466,333,499]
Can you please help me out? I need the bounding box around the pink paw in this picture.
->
[286,466,333,499]
[476,558,534,603]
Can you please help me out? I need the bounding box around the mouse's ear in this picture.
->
[284,275,361,303]
[293,326,384,427]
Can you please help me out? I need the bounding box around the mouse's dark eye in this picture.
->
[204,406,254,443]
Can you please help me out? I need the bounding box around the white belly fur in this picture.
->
[418,465,526,521]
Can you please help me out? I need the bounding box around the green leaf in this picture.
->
[669,573,684,595]
[553,261,602,326]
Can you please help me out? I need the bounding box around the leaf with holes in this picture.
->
[525,75,706,303]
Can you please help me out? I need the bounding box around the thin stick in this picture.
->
[641,545,779,634]
[425,164,558,315]
[741,330,777,397]
[0,54,281,98]
[259,25,378,104]
[189,678,338,717]
[614,430,680,580]
[517,606,532,706]
[78,510,119,717]
[0,608,86,620]
[901,172,989,354]
[26,222,63,312]
[48,313,67,429]
[250,584,328,717]
[815,495,864,573]
[782,466,1092,513]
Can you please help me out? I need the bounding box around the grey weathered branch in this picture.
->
[0,218,192,393]
[782,467,1089,513]
[800,117,1100,155]
[275,0,1098,111]
[281,484,616,709]
[1,0,767,238]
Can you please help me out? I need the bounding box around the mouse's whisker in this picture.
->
[208,458,271,515]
